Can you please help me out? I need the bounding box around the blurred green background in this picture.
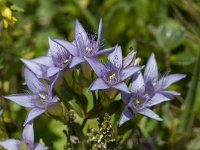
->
[0,0,200,149]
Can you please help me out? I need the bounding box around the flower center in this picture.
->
[38,93,47,104]
[85,47,93,53]
[132,96,144,108]
[63,59,69,64]
[106,71,117,82]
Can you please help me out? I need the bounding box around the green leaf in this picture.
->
[156,19,185,50]
[187,137,200,150]
[11,4,24,12]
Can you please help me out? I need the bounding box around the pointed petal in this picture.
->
[49,73,60,96]
[159,74,186,89]
[119,106,134,126]
[52,39,78,56]
[47,67,60,77]
[88,78,109,91]
[34,144,48,150]
[131,72,145,94]
[75,19,88,41]
[97,18,102,46]
[146,93,171,107]
[158,90,180,100]
[69,56,85,68]
[24,108,45,126]
[138,108,163,121]
[0,139,20,150]
[4,94,35,108]
[47,96,59,107]
[121,92,131,104]
[112,82,130,93]
[161,90,180,96]
[24,67,48,93]
[123,51,137,68]
[144,53,158,83]
[22,121,34,144]
[84,57,106,77]
[108,46,122,68]
[121,66,142,81]
[32,56,54,67]
[21,58,47,79]
[95,47,115,56]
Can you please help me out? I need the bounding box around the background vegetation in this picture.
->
[0,0,200,149]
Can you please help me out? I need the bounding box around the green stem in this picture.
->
[180,52,200,132]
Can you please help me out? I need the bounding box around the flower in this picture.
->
[21,36,73,78]
[4,68,59,126]
[52,18,115,68]
[119,53,186,126]
[0,121,48,150]
[86,46,142,93]
[143,53,186,105]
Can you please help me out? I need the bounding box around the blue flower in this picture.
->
[86,46,142,93]
[4,68,59,126]
[0,121,48,150]
[52,19,115,68]
[119,53,186,126]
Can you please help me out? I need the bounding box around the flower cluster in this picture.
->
[1,18,185,150]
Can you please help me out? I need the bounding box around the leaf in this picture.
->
[187,137,200,150]
[11,4,24,12]
[156,19,185,50]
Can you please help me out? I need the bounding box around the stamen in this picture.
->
[63,59,69,64]
[38,93,46,104]
[85,47,93,53]
[106,71,117,82]
[134,96,144,106]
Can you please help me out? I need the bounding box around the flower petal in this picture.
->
[146,93,171,107]
[144,53,158,83]
[131,72,145,94]
[88,78,109,91]
[84,57,106,77]
[108,45,122,68]
[121,92,131,104]
[159,74,186,89]
[32,56,54,67]
[22,121,34,144]
[123,51,136,68]
[75,19,88,42]
[95,47,115,56]
[121,66,142,81]
[0,139,20,150]
[161,90,180,96]
[21,58,48,79]
[4,94,35,108]
[119,106,134,126]
[34,144,48,150]
[52,39,78,56]
[24,67,48,93]
[138,108,163,121]
[47,67,60,77]
[24,108,45,126]
[69,56,85,68]
[97,18,102,47]
[112,82,130,93]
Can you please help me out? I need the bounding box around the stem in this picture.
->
[164,49,171,72]
[180,52,200,132]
